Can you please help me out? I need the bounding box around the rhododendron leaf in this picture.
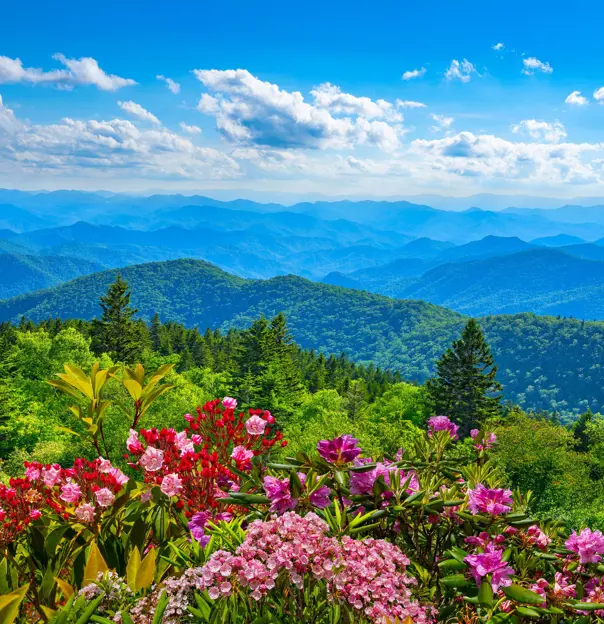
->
[226,492,270,504]
[83,543,109,585]
[441,574,472,588]
[403,490,425,505]
[0,560,7,595]
[447,546,469,563]
[47,379,82,400]
[40,606,56,620]
[45,525,71,557]
[74,592,105,624]
[135,548,156,592]
[126,547,141,592]
[438,558,467,571]
[569,603,604,610]
[349,462,377,473]
[515,607,541,618]
[151,591,168,624]
[289,469,303,499]
[478,580,493,606]
[122,379,142,400]
[0,584,29,624]
[40,565,56,600]
[509,518,538,528]
[503,584,546,605]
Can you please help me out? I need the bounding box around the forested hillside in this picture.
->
[2,258,604,417]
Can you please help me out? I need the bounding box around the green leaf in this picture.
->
[74,593,106,624]
[83,543,109,585]
[126,547,141,592]
[152,591,169,624]
[515,607,541,618]
[0,584,29,624]
[570,603,604,611]
[135,548,157,592]
[441,574,472,588]
[478,580,493,607]
[438,558,467,571]
[502,584,545,605]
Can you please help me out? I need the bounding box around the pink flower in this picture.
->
[139,446,164,472]
[95,488,116,508]
[126,429,144,454]
[245,415,267,436]
[191,433,203,445]
[75,503,96,523]
[98,457,113,473]
[25,464,41,481]
[465,544,514,592]
[428,416,459,440]
[140,490,152,503]
[309,486,331,509]
[526,525,552,550]
[566,528,604,564]
[468,483,512,515]
[263,476,297,514]
[223,397,238,410]
[471,429,497,451]
[231,445,254,465]
[30,509,42,520]
[160,473,183,498]
[42,464,62,488]
[60,481,82,504]
[107,467,129,487]
[317,435,361,464]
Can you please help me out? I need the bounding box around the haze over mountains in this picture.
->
[4,189,604,319]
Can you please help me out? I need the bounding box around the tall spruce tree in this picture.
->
[426,318,502,435]
[93,275,142,363]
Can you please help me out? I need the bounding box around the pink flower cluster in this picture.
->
[470,429,497,451]
[468,483,513,516]
[349,458,419,497]
[196,512,432,623]
[427,416,459,440]
[262,473,332,514]
[465,543,514,592]
[566,528,604,564]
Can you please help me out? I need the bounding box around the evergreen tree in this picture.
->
[150,313,162,351]
[92,275,142,363]
[426,318,502,435]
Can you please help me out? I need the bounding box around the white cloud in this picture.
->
[445,59,477,83]
[396,99,427,109]
[402,67,426,81]
[0,54,137,91]
[565,91,589,106]
[0,95,20,134]
[511,119,567,143]
[179,122,202,134]
[157,74,181,94]
[492,43,505,51]
[431,113,454,132]
[522,57,553,76]
[594,87,604,103]
[118,101,160,125]
[194,68,403,151]
[311,83,402,121]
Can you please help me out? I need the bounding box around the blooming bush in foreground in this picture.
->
[4,362,604,622]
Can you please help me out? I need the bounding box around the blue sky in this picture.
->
[1,0,604,199]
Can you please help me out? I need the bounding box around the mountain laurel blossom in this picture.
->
[245,415,267,435]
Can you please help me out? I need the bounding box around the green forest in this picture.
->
[3,275,604,532]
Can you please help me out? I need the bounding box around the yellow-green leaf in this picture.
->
[83,543,109,585]
[0,584,29,624]
[135,548,157,591]
[126,547,141,592]
[54,577,74,599]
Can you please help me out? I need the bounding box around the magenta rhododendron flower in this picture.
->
[468,483,512,515]
[75,503,96,523]
[309,485,331,509]
[349,458,419,496]
[465,544,514,591]
[161,473,184,498]
[139,446,164,472]
[223,396,238,410]
[317,435,361,464]
[94,487,116,507]
[470,429,497,451]
[263,476,297,514]
[189,511,211,546]
[428,416,459,440]
[59,481,82,504]
[245,415,267,435]
[566,528,604,564]
[526,525,552,549]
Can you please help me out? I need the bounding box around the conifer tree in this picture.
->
[426,318,502,435]
[92,275,142,363]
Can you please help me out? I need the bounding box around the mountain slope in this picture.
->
[2,258,604,417]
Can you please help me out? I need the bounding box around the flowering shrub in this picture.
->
[7,375,604,623]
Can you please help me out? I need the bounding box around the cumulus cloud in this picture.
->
[594,87,604,103]
[431,114,454,132]
[157,74,181,94]
[179,122,202,134]
[402,67,426,81]
[194,68,403,151]
[522,57,553,75]
[118,101,160,125]
[396,99,427,109]
[492,43,505,51]
[311,83,402,121]
[511,119,567,143]
[565,91,589,106]
[0,103,238,180]
[411,131,601,185]
[445,59,477,83]
[0,54,137,91]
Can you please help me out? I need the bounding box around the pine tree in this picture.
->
[150,313,162,351]
[92,275,142,363]
[426,319,502,435]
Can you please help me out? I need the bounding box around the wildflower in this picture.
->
[139,446,165,472]
[428,416,459,440]
[161,473,183,498]
[470,429,497,451]
[75,503,96,523]
[95,488,116,508]
[223,397,238,410]
[231,445,254,466]
[317,435,361,464]
[566,528,604,564]
[465,544,514,592]
[263,476,297,514]
[29,509,41,520]
[468,483,512,515]
[42,464,62,488]
[24,463,41,481]
[245,415,267,435]
[126,429,144,454]
[189,511,211,546]
[526,525,552,550]
[309,486,331,509]
[60,481,82,504]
